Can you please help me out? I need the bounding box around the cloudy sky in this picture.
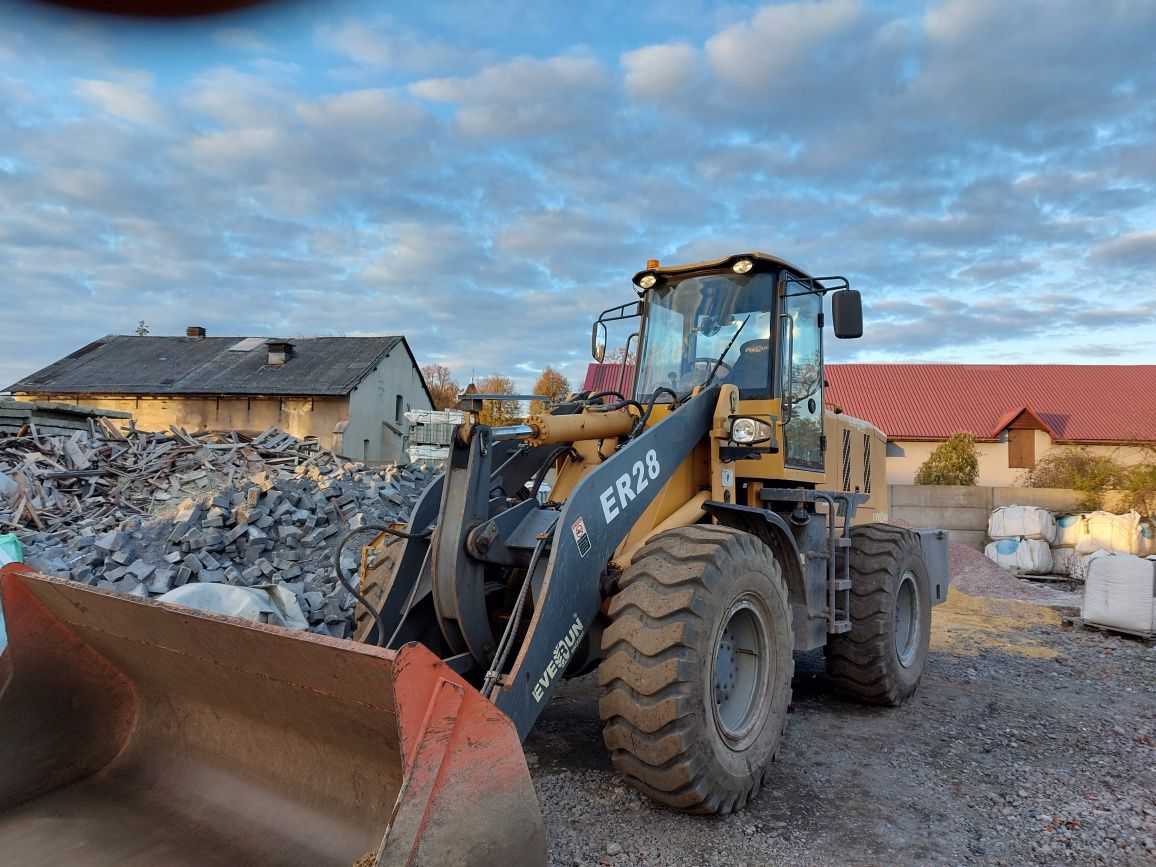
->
[1,0,1154,394]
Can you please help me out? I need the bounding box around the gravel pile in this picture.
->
[8,428,432,635]
[948,540,1055,601]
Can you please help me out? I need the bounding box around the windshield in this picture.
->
[635,271,778,401]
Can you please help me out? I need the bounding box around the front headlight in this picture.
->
[730,417,770,444]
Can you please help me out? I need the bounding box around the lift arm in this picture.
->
[494,386,720,737]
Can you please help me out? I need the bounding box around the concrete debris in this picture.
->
[1,423,432,636]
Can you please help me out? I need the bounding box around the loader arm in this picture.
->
[493,385,719,738]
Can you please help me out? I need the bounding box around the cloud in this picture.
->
[411,53,613,137]
[705,0,863,92]
[621,42,700,102]
[1088,232,1156,269]
[73,73,168,127]
[183,67,295,128]
[297,88,433,146]
[2,0,1156,395]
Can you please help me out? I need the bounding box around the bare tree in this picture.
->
[421,363,461,411]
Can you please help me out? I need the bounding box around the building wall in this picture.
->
[344,352,434,463]
[886,433,1152,487]
[19,393,349,452]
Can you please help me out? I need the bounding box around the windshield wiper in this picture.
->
[702,314,750,391]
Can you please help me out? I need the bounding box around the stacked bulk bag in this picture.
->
[988,506,1058,543]
[984,537,1053,575]
[986,505,1056,575]
[1136,520,1156,557]
[1049,546,1079,580]
[1081,554,1156,637]
[1069,550,1108,583]
[1074,510,1149,556]
[1050,513,1083,581]
[1054,514,1082,547]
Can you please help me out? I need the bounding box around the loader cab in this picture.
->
[594,252,862,477]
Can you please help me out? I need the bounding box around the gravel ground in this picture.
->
[526,581,1155,866]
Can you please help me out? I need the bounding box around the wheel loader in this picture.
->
[0,251,949,866]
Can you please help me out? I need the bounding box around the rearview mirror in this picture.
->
[592,321,607,362]
[831,289,863,339]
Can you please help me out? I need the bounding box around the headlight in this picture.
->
[638,273,657,289]
[732,258,753,274]
[731,416,770,444]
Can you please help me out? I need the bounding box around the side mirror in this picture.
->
[831,289,863,339]
[592,321,607,362]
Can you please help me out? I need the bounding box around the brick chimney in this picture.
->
[266,339,294,366]
[186,326,206,339]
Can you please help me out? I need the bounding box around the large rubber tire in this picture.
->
[597,525,793,815]
[826,523,932,706]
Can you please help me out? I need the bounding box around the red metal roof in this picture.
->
[582,363,635,396]
[826,364,1156,443]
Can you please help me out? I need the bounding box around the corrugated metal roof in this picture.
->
[583,363,636,395]
[7,335,406,397]
[826,364,1156,444]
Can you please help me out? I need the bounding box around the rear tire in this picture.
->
[597,525,793,814]
[826,523,931,706]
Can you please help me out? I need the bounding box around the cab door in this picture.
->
[778,287,824,471]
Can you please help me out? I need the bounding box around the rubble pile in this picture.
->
[1,424,431,636]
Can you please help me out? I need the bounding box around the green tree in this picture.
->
[529,366,570,415]
[421,363,460,411]
[471,373,521,427]
[1124,462,1156,516]
[914,432,979,486]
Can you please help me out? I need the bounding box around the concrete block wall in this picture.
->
[889,485,1085,551]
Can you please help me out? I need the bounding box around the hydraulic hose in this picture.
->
[332,522,433,646]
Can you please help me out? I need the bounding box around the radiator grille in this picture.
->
[841,430,852,491]
[862,433,872,494]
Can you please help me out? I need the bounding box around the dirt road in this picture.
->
[526,589,1156,866]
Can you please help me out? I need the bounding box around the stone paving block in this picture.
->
[147,568,175,594]
[127,559,155,580]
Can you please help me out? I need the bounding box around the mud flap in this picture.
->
[0,564,545,867]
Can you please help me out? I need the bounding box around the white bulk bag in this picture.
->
[1075,511,1142,555]
[1068,550,1108,583]
[988,506,1057,543]
[984,537,1053,575]
[1050,546,1079,579]
[1082,554,1156,637]
[1054,514,1082,548]
[1136,521,1155,557]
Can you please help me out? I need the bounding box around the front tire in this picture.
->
[826,523,931,706]
[597,525,793,814]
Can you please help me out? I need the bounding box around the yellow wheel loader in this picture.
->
[0,252,949,865]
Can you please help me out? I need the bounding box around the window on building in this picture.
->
[395,394,403,423]
[1008,429,1034,468]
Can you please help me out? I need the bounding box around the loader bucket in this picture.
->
[0,564,546,867]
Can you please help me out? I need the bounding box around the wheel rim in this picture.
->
[711,597,769,744]
[894,569,921,667]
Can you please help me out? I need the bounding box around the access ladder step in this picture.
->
[832,579,852,591]
[828,620,852,634]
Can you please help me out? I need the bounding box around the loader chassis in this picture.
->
[361,251,949,810]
